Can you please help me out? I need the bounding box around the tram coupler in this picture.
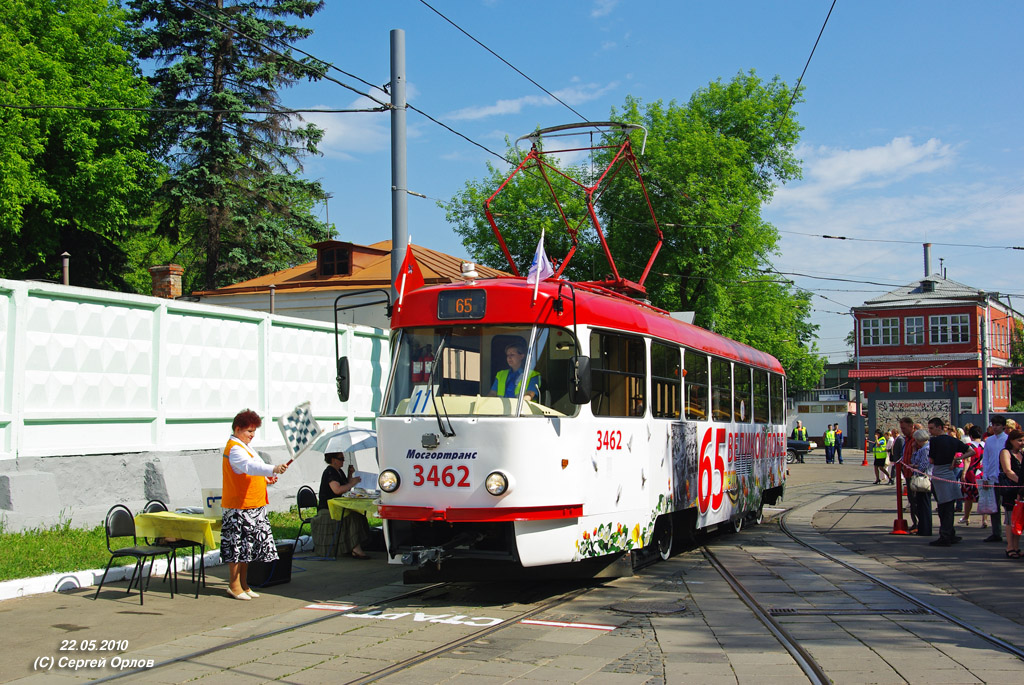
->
[401,532,483,569]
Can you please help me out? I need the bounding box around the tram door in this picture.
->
[587,331,647,515]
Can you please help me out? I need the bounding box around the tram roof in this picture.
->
[393,278,785,374]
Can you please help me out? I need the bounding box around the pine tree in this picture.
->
[126,0,332,290]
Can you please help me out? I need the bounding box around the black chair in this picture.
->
[143,499,206,598]
[295,485,318,550]
[94,504,174,605]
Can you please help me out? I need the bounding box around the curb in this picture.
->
[0,537,312,602]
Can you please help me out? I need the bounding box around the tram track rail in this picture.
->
[86,583,449,684]
[777,495,1024,662]
[697,483,1024,685]
[86,578,602,685]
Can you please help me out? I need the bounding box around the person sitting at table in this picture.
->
[221,408,289,601]
[489,338,540,401]
[312,451,370,559]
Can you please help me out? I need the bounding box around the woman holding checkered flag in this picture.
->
[221,409,289,601]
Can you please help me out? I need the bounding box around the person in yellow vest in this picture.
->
[824,426,835,463]
[790,421,808,441]
[871,429,891,484]
[489,338,540,401]
[221,409,289,600]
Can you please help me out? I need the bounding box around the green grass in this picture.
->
[0,506,376,583]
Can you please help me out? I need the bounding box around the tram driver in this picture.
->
[489,338,541,402]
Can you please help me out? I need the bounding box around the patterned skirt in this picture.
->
[220,506,279,564]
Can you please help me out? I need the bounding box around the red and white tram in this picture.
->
[367,124,788,580]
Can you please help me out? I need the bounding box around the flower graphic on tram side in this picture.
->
[573,494,669,560]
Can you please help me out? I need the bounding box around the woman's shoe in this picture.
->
[958,517,969,525]
[227,590,251,601]
[244,590,260,598]
[873,480,880,485]
[1005,550,1022,558]
[351,552,371,560]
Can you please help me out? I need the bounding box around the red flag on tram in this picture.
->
[394,245,425,307]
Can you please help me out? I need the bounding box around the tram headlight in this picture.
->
[378,469,400,493]
[484,471,509,496]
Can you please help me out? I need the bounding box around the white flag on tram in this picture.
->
[278,401,324,464]
[526,229,554,305]
[526,230,554,285]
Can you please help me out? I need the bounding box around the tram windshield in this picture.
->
[384,325,580,418]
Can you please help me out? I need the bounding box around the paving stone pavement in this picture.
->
[2,463,1022,684]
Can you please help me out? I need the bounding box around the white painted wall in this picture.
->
[0,278,390,530]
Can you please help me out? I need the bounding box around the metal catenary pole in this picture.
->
[390,29,408,304]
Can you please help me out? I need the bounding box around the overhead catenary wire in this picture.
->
[174,0,513,165]
[778,228,1024,251]
[0,103,385,115]
[417,0,590,124]
[775,0,836,139]
[172,0,391,108]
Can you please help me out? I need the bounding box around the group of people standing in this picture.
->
[823,423,844,464]
[879,414,1024,556]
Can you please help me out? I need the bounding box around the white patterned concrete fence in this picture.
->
[0,278,390,531]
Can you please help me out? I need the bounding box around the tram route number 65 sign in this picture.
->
[698,427,726,515]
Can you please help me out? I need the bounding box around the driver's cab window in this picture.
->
[384,325,577,417]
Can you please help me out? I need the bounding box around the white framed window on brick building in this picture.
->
[905,316,924,345]
[890,380,908,392]
[929,314,970,344]
[861,318,899,346]
[923,379,943,392]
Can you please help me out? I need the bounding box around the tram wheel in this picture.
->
[751,504,764,526]
[653,515,674,561]
[728,514,743,534]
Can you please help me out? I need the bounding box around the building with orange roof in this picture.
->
[191,240,509,329]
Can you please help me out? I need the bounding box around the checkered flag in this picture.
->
[277,402,324,464]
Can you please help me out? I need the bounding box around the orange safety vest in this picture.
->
[222,437,269,510]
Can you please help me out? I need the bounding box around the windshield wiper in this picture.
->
[427,338,456,437]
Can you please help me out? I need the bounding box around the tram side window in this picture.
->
[710,358,732,422]
[590,332,646,417]
[770,373,785,425]
[651,342,681,419]
[733,365,752,423]
[684,349,709,420]
[753,369,770,424]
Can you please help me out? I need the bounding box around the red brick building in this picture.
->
[848,263,1021,415]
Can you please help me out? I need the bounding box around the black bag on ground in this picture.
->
[363,525,385,552]
[247,542,293,588]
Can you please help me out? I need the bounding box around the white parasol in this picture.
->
[310,427,377,455]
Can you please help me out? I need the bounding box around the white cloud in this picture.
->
[300,85,422,160]
[772,137,956,211]
[591,0,620,18]
[445,81,618,121]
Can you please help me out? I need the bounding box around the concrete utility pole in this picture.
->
[390,29,408,303]
[982,298,990,426]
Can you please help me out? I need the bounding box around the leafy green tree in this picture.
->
[446,143,605,282]
[125,0,331,290]
[1009,319,1024,411]
[714,275,824,390]
[445,71,824,390]
[599,72,802,326]
[0,0,157,288]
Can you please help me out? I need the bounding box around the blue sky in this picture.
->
[280,1,1024,361]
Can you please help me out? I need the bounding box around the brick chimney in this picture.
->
[148,264,184,299]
